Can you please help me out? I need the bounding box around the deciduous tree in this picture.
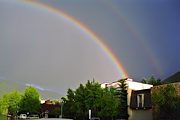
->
[1,90,21,118]
[152,84,180,120]
[19,86,40,114]
[74,83,87,120]
[61,88,75,119]
[99,87,119,120]
[85,80,102,117]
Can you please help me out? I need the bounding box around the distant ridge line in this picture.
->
[163,71,180,83]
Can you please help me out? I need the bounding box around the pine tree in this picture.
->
[116,79,128,119]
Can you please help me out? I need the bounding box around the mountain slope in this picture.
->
[0,80,62,99]
[163,71,180,83]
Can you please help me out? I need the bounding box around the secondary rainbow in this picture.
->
[23,0,128,78]
[105,2,162,76]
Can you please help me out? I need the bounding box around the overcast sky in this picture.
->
[0,0,180,95]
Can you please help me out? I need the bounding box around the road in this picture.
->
[40,118,73,120]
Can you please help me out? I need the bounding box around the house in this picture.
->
[40,99,61,118]
[129,89,152,120]
[101,78,153,120]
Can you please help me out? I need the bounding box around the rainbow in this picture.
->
[22,0,128,78]
[101,1,162,76]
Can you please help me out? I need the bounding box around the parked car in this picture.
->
[18,114,27,119]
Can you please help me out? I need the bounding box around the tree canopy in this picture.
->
[141,75,162,86]
[19,86,41,114]
[152,84,180,120]
[0,86,41,119]
[62,80,120,120]
[0,90,21,117]
[116,79,128,119]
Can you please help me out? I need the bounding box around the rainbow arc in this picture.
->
[23,0,128,78]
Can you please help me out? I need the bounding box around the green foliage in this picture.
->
[61,88,75,119]
[141,78,148,84]
[99,87,119,119]
[0,98,7,114]
[0,85,41,118]
[84,80,102,117]
[48,107,61,118]
[63,80,120,120]
[74,83,87,120]
[152,84,180,119]
[51,99,60,105]
[67,88,75,102]
[0,114,6,120]
[1,90,21,116]
[19,86,40,114]
[116,79,128,119]
[141,75,162,86]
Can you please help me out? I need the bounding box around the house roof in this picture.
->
[101,78,153,90]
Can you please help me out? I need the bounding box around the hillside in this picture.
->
[0,80,62,100]
[163,71,180,83]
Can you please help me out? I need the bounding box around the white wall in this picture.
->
[129,109,153,120]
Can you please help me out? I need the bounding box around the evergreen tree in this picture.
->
[116,79,128,119]
[141,75,162,86]
[141,77,148,84]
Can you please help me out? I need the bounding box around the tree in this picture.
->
[19,86,40,114]
[63,80,102,119]
[63,80,122,120]
[85,80,103,117]
[48,107,61,118]
[61,88,75,119]
[1,90,22,118]
[99,87,119,120]
[116,79,128,119]
[74,83,87,120]
[0,98,7,115]
[152,84,180,120]
[141,75,162,86]
[141,77,148,84]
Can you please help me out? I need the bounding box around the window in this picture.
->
[137,94,144,108]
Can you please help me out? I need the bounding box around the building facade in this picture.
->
[101,78,153,120]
